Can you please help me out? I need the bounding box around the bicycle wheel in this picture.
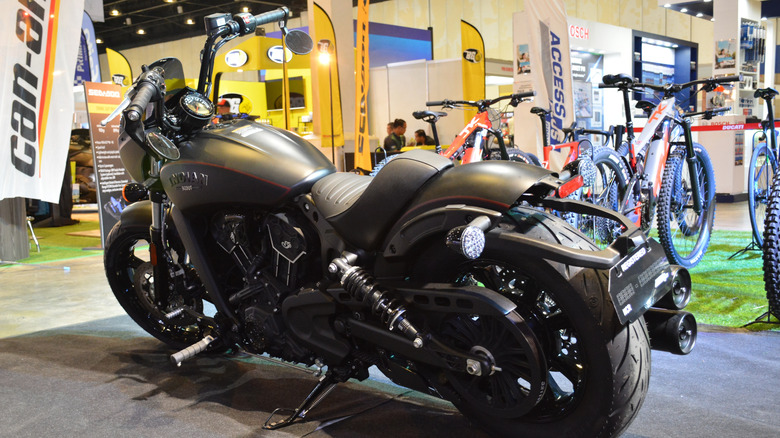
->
[748,143,778,247]
[762,174,780,318]
[490,147,542,167]
[580,146,629,247]
[656,144,716,269]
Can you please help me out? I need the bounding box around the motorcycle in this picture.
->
[103,7,697,437]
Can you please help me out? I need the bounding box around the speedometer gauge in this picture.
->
[181,93,214,119]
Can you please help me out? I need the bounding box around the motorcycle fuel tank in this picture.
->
[160,120,336,211]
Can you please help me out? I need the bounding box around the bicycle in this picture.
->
[747,88,779,249]
[599,73,739,269]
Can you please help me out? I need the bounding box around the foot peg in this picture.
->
[263,372,338,430]
[170,335,215,367]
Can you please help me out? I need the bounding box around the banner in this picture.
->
[0,0,86,203]
[74,11,100,86]
[83,81,131,247]
[513,0,574,148]
[106,48,132,87]
[354,0,371,170]
[461,20,485,126]
[313,2,344,148]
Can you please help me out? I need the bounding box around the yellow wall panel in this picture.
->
[598,0,620,26]
[665,10,690,41]
[619,0,642,31]
[691,17,714,68]
[480,0,500,59]
[578,0,599,22]
[498,0,518,61]
[396,0,415,28]
[641,0,664,35]
[445,0,465,60]
[564,0,578,17]
[430,0,450,59]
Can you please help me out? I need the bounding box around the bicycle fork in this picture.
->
[680,118,704,214]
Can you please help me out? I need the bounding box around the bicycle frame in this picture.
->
[442,110,493,163]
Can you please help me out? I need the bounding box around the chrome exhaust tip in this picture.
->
[655,265,692,310]
[644,308,697,355]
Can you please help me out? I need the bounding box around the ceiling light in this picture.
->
[125,17,132,25]
[696,12,703,17]
[762,17,768,21]
[137,29,145,35]
[185,18,194,25]
[242,6,250,13]
[663,3,671,7]
[110,9,120,16]
[164,0,175,3]
[672,44,679,48]
[95,38,103,44]
[680,8,688,13]
[176,5,183,14]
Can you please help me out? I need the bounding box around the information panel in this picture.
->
[83,82,132,247]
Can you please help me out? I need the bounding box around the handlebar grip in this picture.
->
[513,91,536,99]
[124,79,158,123]
[426,100,446,107]
[714,75,741,84]
[253,7,290,26]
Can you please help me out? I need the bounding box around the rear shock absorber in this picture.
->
[328,253,424,348]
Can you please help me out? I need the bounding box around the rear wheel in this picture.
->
[490,147,542,167]
[580,146,629,248]
[104,222,207,349]
[656,144,716,269]
[411,207,650,437]
[748,143,777,247]
[763,174,780,318]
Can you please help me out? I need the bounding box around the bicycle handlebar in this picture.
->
[598,75,741,96]
[426,91,536,110]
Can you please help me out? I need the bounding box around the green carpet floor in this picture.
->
[3,222,776,330]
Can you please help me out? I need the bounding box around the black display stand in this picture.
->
[742,310,780,327]
[729,239,762,259]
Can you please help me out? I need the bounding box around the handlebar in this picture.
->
[124,67,164,122]
[598,74,741,96]
[426,91,535,110]
[683,106,731,120]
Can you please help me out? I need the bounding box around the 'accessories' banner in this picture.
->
[513,0,574,152]
[313,2,344,149]
[1,0,86,203]
[354,0,371,171]
[461,20,485,126]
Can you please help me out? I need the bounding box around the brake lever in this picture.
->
[100,90,133,126]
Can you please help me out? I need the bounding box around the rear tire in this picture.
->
[748,143,777,247]
[409,207,650,437]
[490,147,542,167]
[581,146,629,247]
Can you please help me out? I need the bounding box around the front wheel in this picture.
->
[763,174,780,318]
[104,222,207,349]
[580,146,629,247]
[409,208,650,437]
[748,143,777,247]
[656,144,716,269]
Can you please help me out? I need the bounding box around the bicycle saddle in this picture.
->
[602,73,633,86]
[754,88,779,100]
[530,106,549,116]
[412,110,447,123]
[635,100,656,116]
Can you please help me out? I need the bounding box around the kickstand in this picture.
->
[729,239,762,259]
[741,311,780,327]
[262,371,339,430]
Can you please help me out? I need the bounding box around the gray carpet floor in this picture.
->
[0,316,778,437]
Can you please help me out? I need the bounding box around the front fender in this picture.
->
[119,200,152,228]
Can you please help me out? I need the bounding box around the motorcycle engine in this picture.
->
[212,211,316,364]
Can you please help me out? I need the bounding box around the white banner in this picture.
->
[1,0,85,203]
[513,0,574,165]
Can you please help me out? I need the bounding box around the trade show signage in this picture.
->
[461,20,486,126]
[75,11,101,86]
[0,0,85,203]
[513,0,574,146]
[354,0,371,171]
[83,81,132,247]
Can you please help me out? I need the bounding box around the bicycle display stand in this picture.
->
[728,239,762,259]
[741,310,780,328]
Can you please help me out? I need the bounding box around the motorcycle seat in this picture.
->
[312,149,453,250]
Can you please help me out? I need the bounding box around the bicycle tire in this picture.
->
[656,144,716,269]
[762,174,780,318]
[748,143,778,247]
[581,146,630,247]
[490,147,542,167]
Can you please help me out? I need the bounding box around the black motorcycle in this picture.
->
[103,7,696,437]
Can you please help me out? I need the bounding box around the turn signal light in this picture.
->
[122,183,149,203]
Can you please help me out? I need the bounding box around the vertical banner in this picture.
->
[83,82,131,247]
[0,0,86,203]
[461,20,486,126]
[74,11,100,86]
[106,48,133,87]
[354,0,371,171]
[513,0,574,151]
[313,3,344,149]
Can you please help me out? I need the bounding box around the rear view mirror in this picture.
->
[285,29,313,55]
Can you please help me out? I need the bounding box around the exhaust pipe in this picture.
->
[644,308,697,355]
[655,265,692,310]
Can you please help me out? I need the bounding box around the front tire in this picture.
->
[656,144,716,269]
[410,207,650,437]
[749,143,777,247]
[104,222,207,349]
[763,174,780,318]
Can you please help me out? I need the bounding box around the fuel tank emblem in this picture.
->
[169,171,209,191]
